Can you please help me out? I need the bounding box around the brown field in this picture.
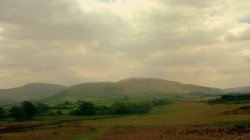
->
[1,101,250,140]
[97,125,250,140]
[0,127,92,140]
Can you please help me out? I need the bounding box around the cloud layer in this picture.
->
[0,0,250,88]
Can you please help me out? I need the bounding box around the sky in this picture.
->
[0,0,250,89]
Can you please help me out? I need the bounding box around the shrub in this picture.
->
[70,101,95,116]
[36,103,49,115]
[21,101,36,117]
[10,101,37,120]
[0,107,5,119]
[9,106,26,120]
[109,101,153,115]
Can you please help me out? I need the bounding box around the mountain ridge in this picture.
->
[1,78,250,105]
[42,78,223,104]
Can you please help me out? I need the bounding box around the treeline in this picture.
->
[0,107,5,119]
[70,98,170,116]
[208,94,250,104]
[0,101,50,120]
[0,98,171,121]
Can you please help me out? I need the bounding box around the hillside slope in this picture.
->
[117,78,221,94]
[0,83,66,104]
[45,78,222,103]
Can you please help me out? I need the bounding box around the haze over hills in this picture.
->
[1,78,250,105]
[223,86,250,93]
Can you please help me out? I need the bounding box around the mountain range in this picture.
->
[0,78,249,105]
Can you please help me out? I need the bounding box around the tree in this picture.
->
[0,107,5,119]
[21,101,36,117]
[71,101,95,116]
[10,106,25,120]
[109,101,153,115]
[36,103,49,115]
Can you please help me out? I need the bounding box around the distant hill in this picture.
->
[0,78,230,105]
[117,78,221,95]
[0,83,66,104]
[45,82,123,103]
[44,78,223,103]
[224,86,250,93]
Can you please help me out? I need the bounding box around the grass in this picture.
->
[0,118,15,124]
[77,100,250,128]
[212,120,250,127]
[3,101,250,126]
[73,126,112,140]
[80,101,209,126]
[33,114,125,122]
[0,114,124,125]
[2,100,250,140]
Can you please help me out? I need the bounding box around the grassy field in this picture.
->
[79,100,250,126]
[1,100,250,140]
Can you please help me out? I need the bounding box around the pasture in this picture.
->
[1,101,250,140]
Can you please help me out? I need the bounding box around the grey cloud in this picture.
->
[226,28,250,41]
[95,3,223,55]
[0,0,128,42]
[144,49,229,67]
[226,24,250,42]
[240,17,250,24]
[133,5,223,47]
[1,0,250,88]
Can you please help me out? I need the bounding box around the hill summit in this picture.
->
[3,78,247,105]
[44,78,222,103]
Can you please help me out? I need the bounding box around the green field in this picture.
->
[77,100,250,127]
[1,100,250,140]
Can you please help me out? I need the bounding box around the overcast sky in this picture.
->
[0,0,250,89]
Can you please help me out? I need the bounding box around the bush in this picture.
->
[208,94,250,104]
[109,101,153,115]
[9,101,37,120]
[0,107,5,119]
[9,106,26,120]
[36,103,50,115]
[21,101,36,117]
[95,106,109,115]
[70,101,95,116]
[151,98,170,106]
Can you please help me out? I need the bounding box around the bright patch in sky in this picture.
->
[77,0,151,18]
